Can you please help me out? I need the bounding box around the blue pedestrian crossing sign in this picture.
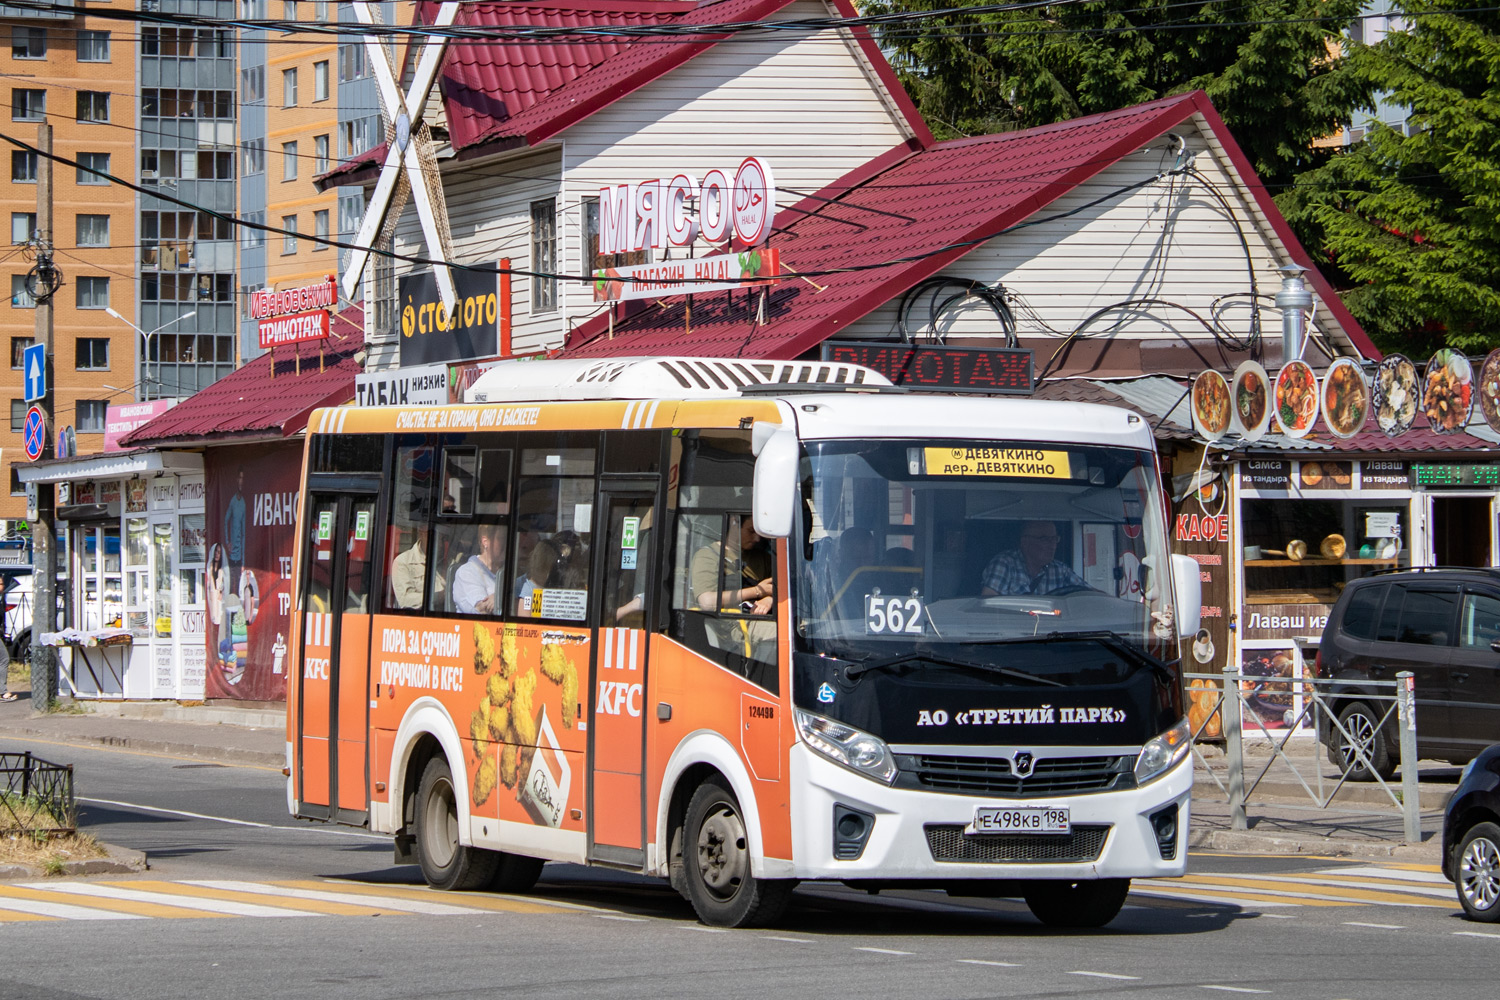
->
[23,405,45,461]
[22,342,45,402]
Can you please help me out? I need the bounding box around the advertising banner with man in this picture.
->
[204,444,300,701]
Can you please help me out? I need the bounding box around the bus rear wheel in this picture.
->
[1023,878,1130,928]
[682,776,795,927]
[415,756,498,891]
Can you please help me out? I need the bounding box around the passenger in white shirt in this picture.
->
[452,524,504,615]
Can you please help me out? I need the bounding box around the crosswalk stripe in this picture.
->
[105,881,411,918]
[0,887,149,921]
[279,879,572,914]
[182,880,484,916]
[1133,884,1333,907]
[1318,866,1450,885]
[1174,875,1451,907]
[0,906,53,922]
[1269,874,1454,899]
[29,882,314,918]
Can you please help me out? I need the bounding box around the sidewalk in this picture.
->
[0,690,1452,861]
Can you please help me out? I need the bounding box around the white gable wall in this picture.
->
[837,115,1349,365]
[374,0,914,364]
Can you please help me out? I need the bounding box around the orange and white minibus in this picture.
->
[288,356,1201,928]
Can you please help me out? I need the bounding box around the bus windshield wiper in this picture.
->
[1040,629,1179,684]
[844,651,1066,687]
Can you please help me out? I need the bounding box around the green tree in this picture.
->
[1287,1,1500,354]
[863,0,1367,188]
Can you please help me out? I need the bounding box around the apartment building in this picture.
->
[238,1,390,360]
[0,3,137,521]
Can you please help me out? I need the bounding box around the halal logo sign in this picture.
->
[598,156,776,256]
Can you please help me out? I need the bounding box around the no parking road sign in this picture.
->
[23,405,45,461]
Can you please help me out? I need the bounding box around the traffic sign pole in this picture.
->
[30,121,57,708]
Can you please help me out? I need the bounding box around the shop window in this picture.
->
[1241,496,1410,613]
[510,435,595,621]
[1376,585,1458,646]
[1459,591,1500,650]
[666,430,777,692]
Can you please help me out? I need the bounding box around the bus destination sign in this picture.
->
[821,342,1034,395]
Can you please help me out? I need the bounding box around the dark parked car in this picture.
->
[1315,568,1500,781]
[1443,744,1500,921]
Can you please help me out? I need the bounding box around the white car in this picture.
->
[2,570,33,663]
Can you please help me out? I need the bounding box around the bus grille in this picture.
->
[900,754,1135,798]
[923,824,1111,864]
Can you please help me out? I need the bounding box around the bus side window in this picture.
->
[384,443,435,613]
[666,430,777,694]
[509,435,595,623]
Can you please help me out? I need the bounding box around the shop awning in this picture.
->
[557,91,1377,367]
[16,448,204,485]
[119,309,364,449]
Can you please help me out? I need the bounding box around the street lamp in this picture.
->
[104,307,196,400]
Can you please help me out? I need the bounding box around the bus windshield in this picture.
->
[795,440,1178,662]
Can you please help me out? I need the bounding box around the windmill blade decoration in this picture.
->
[342,1,460,314]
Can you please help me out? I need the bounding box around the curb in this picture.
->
[0,722,284,768]
[0,844,148,881]
[1189,828,1441,861]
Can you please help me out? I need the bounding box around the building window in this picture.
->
[11,27,45,60]
[282,215,298,254]
[313,209,330,247]
[10,213,35,245]
[11,89,44,121]
[11,337,32,368]
[76,30,110,62]
[282,141,298,181]
[76,91,109,123]
[242,210,265,248]
[77,400,108,434]
[313,134,329,173]
[313,60,329,102]
[76,338,109,370]
[316,1,329,18]
[240,66,264,103]
[339,43,368,82]
[282,68,297,108]
[76,276,109,310]
[285,0,299,18]
[10,400,25,433]
[76,152,109,185]
[338,116,378,159]
[76,214,109,247]
[240,0,267,18]
[11,275,34,309]
[11,150,35,182]
[241,138,264,176]
[531,199,557,312]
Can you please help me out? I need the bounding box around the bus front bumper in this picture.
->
[787,744,1191,882]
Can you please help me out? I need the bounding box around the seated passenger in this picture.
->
[980,520,1088,597]
[516,537,559,615]
[452,524,504,615]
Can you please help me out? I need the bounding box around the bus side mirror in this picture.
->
[752,424,797,539]
[1170,553,1202,639]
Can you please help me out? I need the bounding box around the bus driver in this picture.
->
[980,520,1088,597]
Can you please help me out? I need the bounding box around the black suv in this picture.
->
[1315,568,1500,780]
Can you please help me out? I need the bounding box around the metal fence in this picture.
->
[1185,666,1420,843]
[0,752,76,835]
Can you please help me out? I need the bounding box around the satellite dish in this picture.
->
[341,2,460,315]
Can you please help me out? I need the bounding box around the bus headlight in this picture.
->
[1134,717,1192,786]
[795,709,898,785]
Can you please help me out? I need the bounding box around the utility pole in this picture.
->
[30,121,57,708]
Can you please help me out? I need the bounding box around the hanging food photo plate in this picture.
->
[1422,348,1474,434]
[1479,348,1500,435]
[1231,360,1271,441]
[1372,354,1418,437]
[1274,360,1319,439]
[1191,369,1232,442]
[1321,357,1369,439]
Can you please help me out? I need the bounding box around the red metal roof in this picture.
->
[119,309,364,448]
[560,91,1378,363]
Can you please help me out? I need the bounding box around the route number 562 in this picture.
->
[866,593,925,634]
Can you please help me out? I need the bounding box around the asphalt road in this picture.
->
[2,734,1497,1000]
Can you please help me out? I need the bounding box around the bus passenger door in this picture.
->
[295,491,379,825]
[589,488,656,867]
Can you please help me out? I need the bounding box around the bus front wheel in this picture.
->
[1023,878,1130,928]
[682,775,796,927]
[415,756,498,891]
